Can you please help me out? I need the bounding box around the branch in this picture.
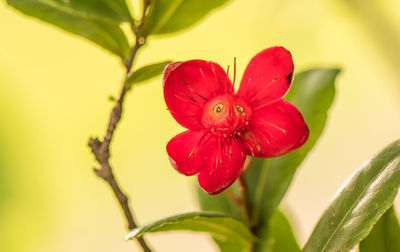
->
[238,157,253,224]
[88,2,153,251]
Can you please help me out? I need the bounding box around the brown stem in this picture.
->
[239,157,255,251]
[226,157,253,223]
[239,172,251,224]
[88,1,153,251]
[224,188,242,206]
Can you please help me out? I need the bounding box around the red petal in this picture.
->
[163,60,234,130]
[243,100,308,157]
[166,130,214,176]
[197,138,246,194]
[291,124,309,151]
[237,47,294,109]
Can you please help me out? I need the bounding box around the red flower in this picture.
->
[163,47,309,194]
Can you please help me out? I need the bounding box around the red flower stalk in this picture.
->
[163,47,309,194]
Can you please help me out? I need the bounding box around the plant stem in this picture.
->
[88,1,153,251]
[239,172,251,224]
[238,157,253,224]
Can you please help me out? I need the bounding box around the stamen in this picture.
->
[236,104,244,114]
[255,139,263,153]
[213,104,224,114]
[199,67,207,81]
[183,80,208,101]
[216,137,224,168]
[228,139,233,160]
[252,99,278,111]
[187,132,212,161]
[174,93,198,105]
[259,120,288,135]
[252,127,271,146]
[251,77,278,101]
[248,144,255,156]
[233,57,237,88]
[210,62,218,82]
[186,95,196,102]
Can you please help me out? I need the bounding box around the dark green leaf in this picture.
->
[7,0,131,61]
[247,68,340,229]
[255,210,301,252]
[303,139,400,252]
[125,61,172,87]
[359,206,400,252]
[140,0,232,36]
[126,212,255,250]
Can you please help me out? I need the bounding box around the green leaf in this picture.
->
[303,139,400,252]
[196,183,245,252]
[125,61,172,87]
[256,210,301,252]
[196,182,243,220]
[140,0,232,36]
[7,0,131,61]
[247,68,340,229]
[101,0,134,23]
[359,206,400,252]
[8,0,132,23]
[213,239,246,252]
[126,212,255,250]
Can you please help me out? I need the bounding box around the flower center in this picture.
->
[201,94,252,136]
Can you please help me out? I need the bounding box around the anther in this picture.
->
[213,104,224,114]
[236,105,244,114]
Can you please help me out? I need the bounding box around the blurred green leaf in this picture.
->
[126,212,255,250]
[303,139,400,252]
[140,0,232,36]
[196,182,243,220]
[359,206,400,252]
[101,0,134,23]
[247,68,340,230]
[196,183,245,251]
[7,0,132,23]
[125,61,172,87]
[7,0,131,61]
[255,209,301,252]
[213,238,246,252]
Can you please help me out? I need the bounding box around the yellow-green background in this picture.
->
[1,0,399,251]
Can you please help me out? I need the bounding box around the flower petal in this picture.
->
[237,47,294,109]
[166,130,214,176]
[197,138,246,194]
[163,60,234,130]
[243,100,308,157]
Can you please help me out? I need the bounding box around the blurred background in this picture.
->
[1,0,399,251]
